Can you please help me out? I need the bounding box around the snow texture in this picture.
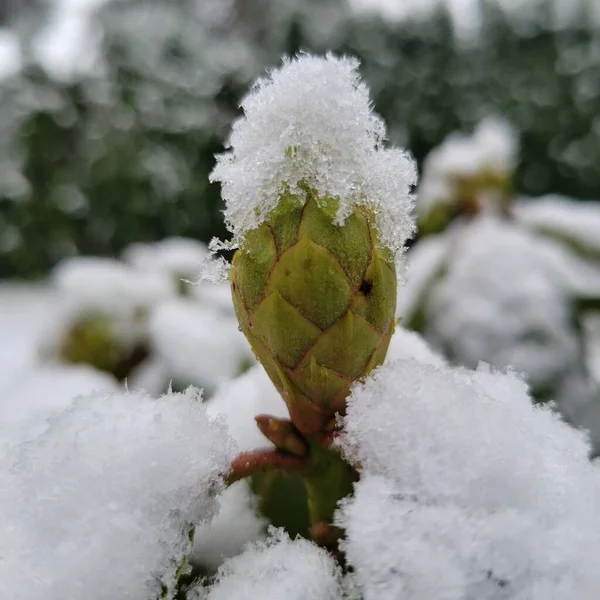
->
[0,387,235,600]
[210,53,417,257]
[417,117,517,214]
[197,528,343,600]
[148,298,254,394]
[0,362,118,458]
[336,359,600,600]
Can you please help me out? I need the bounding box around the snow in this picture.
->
[44,256,174,361]
[206,364,288,453]
[417,117,517,216]
[0,386,235,600]
[516,195,600,257]
[385,326,447,367]
[196,528,343,600]
[192,480,267,571]
[52,256,175,317]
[0,362,118,458]
[396,233,449,323]
[123,237,209,287]
[210,53,416,258]
[336,359,600,599]
[188,366,289,568]
[407,216,600,442]
[147,298,254,394]
[0,283,59,392]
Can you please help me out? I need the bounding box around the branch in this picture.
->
[224,448,310,486]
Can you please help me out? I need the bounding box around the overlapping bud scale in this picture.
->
[231,188,396,436]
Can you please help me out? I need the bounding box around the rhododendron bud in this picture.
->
[232,191,397,435]
[209,53,416,436]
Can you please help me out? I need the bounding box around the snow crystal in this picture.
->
[0,387,235,600]
[197,528,343,600]
[417,117,517,215]
[336,359,600,600]
[148,298,254,394]
[210,53,416,257]
[0,363,118,458]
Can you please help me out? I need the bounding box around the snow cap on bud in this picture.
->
[210,53,417,435]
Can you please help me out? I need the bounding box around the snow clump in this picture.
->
[0,386,235,600]
[336,359,600,600]
[209,53,417,260]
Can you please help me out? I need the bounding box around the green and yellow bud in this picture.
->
[231,188,397,436]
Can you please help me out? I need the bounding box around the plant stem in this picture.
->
[303,439,356,527]
[225,449,309,486]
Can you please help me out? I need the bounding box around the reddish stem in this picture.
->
[225,448,310,486]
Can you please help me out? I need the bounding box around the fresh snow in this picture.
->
[210,53,416,258]
[385,326,447,367]
[403,215,600,444]
[0,387,235,600]
[194,528,343,600]
[516,195,600,257]
[147,298,254,394]
[416,117,517,216]
[336,359,600,600]
[0,362,118,458]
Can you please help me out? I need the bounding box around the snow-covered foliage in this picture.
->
[336,359,600,599]
[34,240,253,394]
[194,528,343,600]
[515,195,600,259]
[404,119,600,447]
[123,237,209,293]
[209,53,416,257]
[4,36,600,599]
[0,386,235,600]
[415,117,516,236]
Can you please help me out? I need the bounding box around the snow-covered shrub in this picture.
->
[5,52,600,600]
[35,239,254,395]
[402,120,600,447]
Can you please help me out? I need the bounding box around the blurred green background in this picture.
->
[1,0,599,278]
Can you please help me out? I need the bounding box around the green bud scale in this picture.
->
[231,186,397,436]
